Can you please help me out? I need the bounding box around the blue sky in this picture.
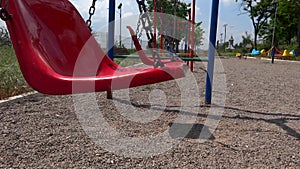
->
[70,0,254,48]
[199,0,253,44]
[0,0,253,49]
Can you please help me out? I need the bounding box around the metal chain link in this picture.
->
[136,0,145,41]
[135,0,153,42]
[136,15,143,40]
[0,0,11,21]
[86,0,97,31]
[135,0,165,67]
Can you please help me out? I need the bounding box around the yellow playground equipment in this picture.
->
[265,47,296,59]
[260,49,267,57]
[282,49,295,57]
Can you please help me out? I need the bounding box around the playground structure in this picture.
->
[273,47,296,59]
[235,52,247,59]
[2,0,185,95]
[1,0,220,104]
[121,0,198,71]
[126,25,180,66]
[251,46,297,59]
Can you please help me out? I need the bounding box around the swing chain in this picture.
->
[136,0,144,41]
[136,0,153,41]
[136,15,143,40]
[0,0,11,21]
[135,0,164,67]
[86,0,97,31]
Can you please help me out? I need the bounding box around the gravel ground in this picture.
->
[0,58,299,168]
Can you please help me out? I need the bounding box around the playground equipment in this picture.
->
[251,49,261,56]
[272,46,296,59]
[1,0,185,95]
[282,49,296,57]
[127,26,179,66]
[283,50,290,57]
[235,52,247,59]
[1,0,220,104]
[127,26,208,64]
[260,49,267,57]
[251,46,296,59]
[204,0,220,104]
[132,0,197,71]
[251,48,268,57]
[290,50,297,57]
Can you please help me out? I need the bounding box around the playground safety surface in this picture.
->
[0,58,299,168]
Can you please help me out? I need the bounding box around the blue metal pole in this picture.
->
[205,0,220,104]
[107,0,115,60]
[107,0,116,99]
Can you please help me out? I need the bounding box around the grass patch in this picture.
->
[114,58,140,66]
[0,46,141,100]
[0,45,32,99]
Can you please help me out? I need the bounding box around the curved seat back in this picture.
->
[4,0,185,95]
[6,0,103,76]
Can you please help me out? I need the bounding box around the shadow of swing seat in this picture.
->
[4,0,185,95]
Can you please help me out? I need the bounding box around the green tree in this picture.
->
[236,0,275,48]
[271,0,299,47]
[253,0,300,52]
[235,31,253,53]
[145,0,192,52]
[241,31,252,46]
[194,22,205,51]
[287,0,300,52]
[146,0,190,19]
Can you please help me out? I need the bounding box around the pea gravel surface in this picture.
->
[1,58,299,168]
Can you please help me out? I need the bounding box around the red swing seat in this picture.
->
[126,26,179,65]
[3,0,185,95]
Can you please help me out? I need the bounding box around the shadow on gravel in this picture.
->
[112,98,300,140]
[168,122,215,140]
[202,105,300,140]
[113,98,216,140]
[222,106,300,118]
[223,106,300,140]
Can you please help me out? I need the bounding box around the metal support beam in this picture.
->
[107,0,115,60]
[205,0,220,104]
[107,0,116,99]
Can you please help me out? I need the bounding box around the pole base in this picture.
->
[107,91,113,99]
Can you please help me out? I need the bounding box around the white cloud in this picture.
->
[221,0,236,6]
[123,12,134,18]
[70,0,109,19]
